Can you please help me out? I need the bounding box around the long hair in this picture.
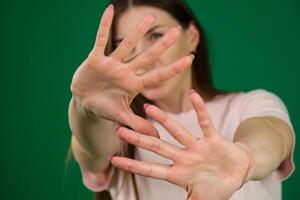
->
[66,0,226,199]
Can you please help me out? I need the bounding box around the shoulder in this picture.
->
[232,89,291,126]
[237,89,288,111]
[237,89,283,101]
[213,89,286,109]
[209,89,279,105]
[207,89,276,110]
[209,89,291,124]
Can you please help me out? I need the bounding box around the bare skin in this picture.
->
[70,5,193,133]
[107,5,293,200]
[69,4,294,200]
[69,4,194,181]
[111,91,293,200]
[111,91,252,200]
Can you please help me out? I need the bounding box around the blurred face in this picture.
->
[115,6,199,102]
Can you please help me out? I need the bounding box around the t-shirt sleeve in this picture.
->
[239,89,295,181]
[80,164,116,192]
[80,142,128,192]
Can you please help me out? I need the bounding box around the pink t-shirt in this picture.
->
[80,89,296,200]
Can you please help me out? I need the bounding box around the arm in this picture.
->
[233,116,294,181]
[109,91,295,200]
[68,96,123,173]
[68,4,193,191]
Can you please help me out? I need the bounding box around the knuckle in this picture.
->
[97,32,108,40]
[133,121,142,131]
[172,152,182,161]
[200,119,210,128]
[154,70,163,82]
[122,39,134,50]
[96,34,108,46]
[136,23,146,34]
[126,162,135,172]
[97,38,107,48]
[160,39,170,49]
[172,62,182,73]
[159,114,168,124]
[144,51,156,63]
[150,141,161,152]
[174,127,184,137]
[132,134,142,146]
[146,166,154,177]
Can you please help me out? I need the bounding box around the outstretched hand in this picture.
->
[70,5,194,137]
[111,90,254,200]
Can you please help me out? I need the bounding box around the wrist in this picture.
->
[71,95,98,119]
[234,142,257,185]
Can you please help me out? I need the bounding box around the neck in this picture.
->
[155,92,193,114]
[154,80,193,114]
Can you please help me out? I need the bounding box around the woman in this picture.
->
[68,0,295,199]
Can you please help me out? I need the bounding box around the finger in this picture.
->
[140,55,194,87]
[118,111,160,138]
[115,125,182,161]
[93,4,114,55]
[128,25,182,71]
[144,104,197,147]
[190,90,216,137]
[111,156,170,180]
[110,13,156,61]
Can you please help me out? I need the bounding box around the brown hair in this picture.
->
[66,0,226,199]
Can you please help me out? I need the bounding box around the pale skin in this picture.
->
[69,4,193,173]
[69,4,294,200]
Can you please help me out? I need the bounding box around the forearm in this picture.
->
[233,116,293,181]
[68,96,123,172]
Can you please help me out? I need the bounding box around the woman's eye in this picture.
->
[148,33,163,42]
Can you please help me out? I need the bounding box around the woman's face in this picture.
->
[115,6,199,102]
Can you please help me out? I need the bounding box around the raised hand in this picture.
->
[111,90,254,200]
[70,5,194,136]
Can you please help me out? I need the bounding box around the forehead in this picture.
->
[115,6,179,38]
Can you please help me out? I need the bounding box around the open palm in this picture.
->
[111,91,254,200]
[70,5,194,136]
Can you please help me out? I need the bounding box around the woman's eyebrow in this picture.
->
[115,25,165,43]
[145,25,165,35]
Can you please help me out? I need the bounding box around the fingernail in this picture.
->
[177,25,182,31]
[144,103,150,110]
[190,89,196,94]
[108,4,114,9]
[114,124,121,132]
[148,13,156,22]
[190,54,195,60]
[107,155,113,161]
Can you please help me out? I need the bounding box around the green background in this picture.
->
[1,0,298,199]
